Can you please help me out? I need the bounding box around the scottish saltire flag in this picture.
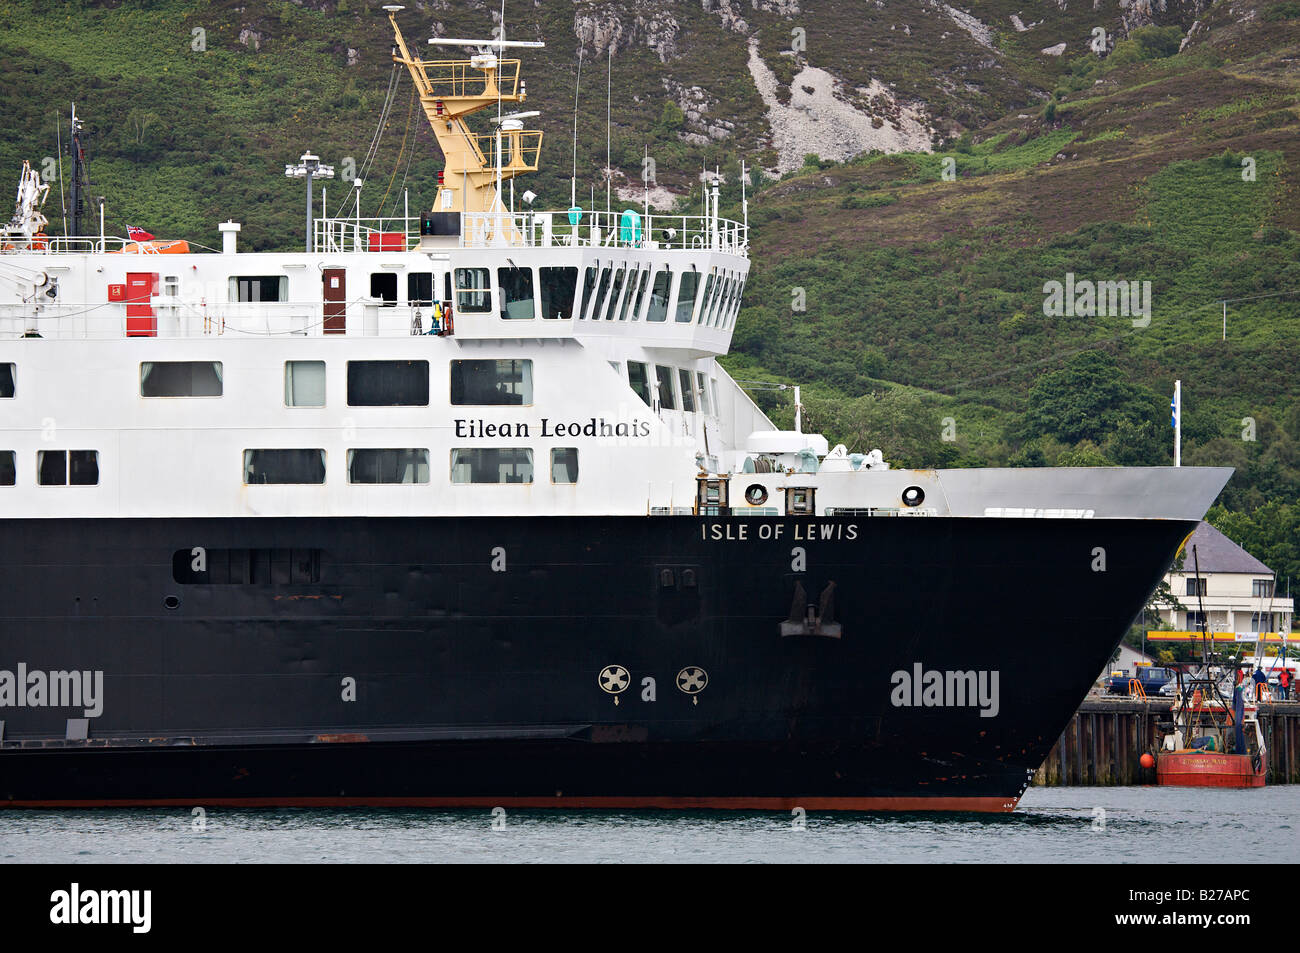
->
[126,225,155,241]
[1171,393,1178,429]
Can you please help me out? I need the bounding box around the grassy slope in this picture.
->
[725,8,1300,487]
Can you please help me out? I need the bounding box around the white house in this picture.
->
[1153,522,1294,641]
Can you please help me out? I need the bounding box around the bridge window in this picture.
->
[646,269,671,322]
[628,361,651,406]
[696,372,711,415]
[0,450,14,485]
[579,267,597,319]
[285,361,326,407]
[347,360,429,406]
[140,361,223,397]
[604,265,626,321]
[348,448,430,484]
[450,359,532,405]
[1,363,15,398]
[550,448,579,484]
[539,266,578,319]
[618,265,640,321]
[37,450,99,486]
[729,277,746,328]
[629,267,650,321]
[678,368,696,412]
[655,365,677,410]
[588,265,613,320]
[674,271,700,323]
[229,276,287,302]
[451,448,533,484]
[498,265,535,320]
[370,272,398,307]
[408,272,434,307]
[707,273,727,326]
[454,267,492,313]
[243,449,326,485]
[697,272,715,325]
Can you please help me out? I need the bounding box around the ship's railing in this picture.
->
[417,58,522,102]
[313,210,748,257]
[315,216,419,254]
[0,298,448,339]
[2,235,174,255]
[460,210,748,255]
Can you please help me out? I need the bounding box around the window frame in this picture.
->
[498,264,536,320]
[654,364,678,410]
[550,447,579,485]
[454,267,493,314]
[449,359,533,407]
[346,360,430,407]
[346,448,431,485]
[228,275,288,303]
[139,361,224,398]
[242,448,328,486]
[284,360,327,408]
[450,447,535,485]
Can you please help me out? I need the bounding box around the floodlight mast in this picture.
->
[385,6,544,216]
[284,151,335,253]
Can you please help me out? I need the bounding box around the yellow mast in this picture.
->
[385,6,544,215]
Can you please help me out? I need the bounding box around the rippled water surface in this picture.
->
[1,786,1294,863]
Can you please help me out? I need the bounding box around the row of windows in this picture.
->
[0,450,99,486]
[8,357,719,416]
[1185,578,1276,598]
[624,362,717,414]
[1185,610,1280,631]
[97,262,743,328]
[0,448,579,487]
[572,264,744,329]
[0,359,535,407]
[244,447,575,485]
[448,264,744,329]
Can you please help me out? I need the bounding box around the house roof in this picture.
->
[1179,521,1272,575]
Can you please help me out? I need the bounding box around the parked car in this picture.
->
[1104,666,1175,696]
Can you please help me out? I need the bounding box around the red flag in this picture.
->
[126,225,155,241]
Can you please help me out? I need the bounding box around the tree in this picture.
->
[1023,350,1164,447]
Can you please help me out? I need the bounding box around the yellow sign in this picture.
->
[1146,630,1297,642]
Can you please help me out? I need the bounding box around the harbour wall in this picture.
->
[1032,699,1300,785]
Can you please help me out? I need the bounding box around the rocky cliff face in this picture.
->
[554,0,1223,184]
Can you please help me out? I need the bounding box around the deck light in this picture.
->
[284,151,335,253]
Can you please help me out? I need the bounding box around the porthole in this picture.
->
[745,484,768,506]
[901,486,925,508]
[163,595,181,610]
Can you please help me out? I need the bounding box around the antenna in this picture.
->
[571,49,583,209]
[605,46,612,216]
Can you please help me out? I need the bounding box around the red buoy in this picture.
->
[1140,753,1155,769]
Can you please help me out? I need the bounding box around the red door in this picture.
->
[323,268,346,334]
[125,272,159,337]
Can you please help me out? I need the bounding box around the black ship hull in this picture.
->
[0,514,1194,810]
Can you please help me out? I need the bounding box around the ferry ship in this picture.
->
[0,8,1230,811]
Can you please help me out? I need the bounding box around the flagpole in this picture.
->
[1174,379,1181,468]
